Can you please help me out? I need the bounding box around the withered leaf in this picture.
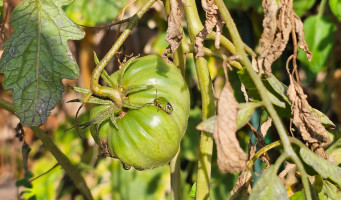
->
[257,0,279,74]
[214,68,248,173]
[294,13,312,61]
[257,0,311,76]
[287,74,330,158]
[195,0,223,58]
[162,0,183,62]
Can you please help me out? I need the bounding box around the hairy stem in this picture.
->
[170,148,181,200]
[90,0,157,108]
[163,0,185,197]
[318,0,328,17]
[0,98,93,200]
[214,0,311,199]
[248,140,282,169]
[183,0,216,199]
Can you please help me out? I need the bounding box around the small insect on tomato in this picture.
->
[154,97,173,114]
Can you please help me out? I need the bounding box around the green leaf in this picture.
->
[64,0,125,26]
[265,74,290,105]
[267,90,286,108]
[326,138,341,165]
[329,0,341,21]
[196,115,216,134]
[289,190,305,200]
[237,102,262,129]
[0,0,84,126]
[189,182,197,199]
[321,181,337,200]
[300,148,341,187]
[196,102,262,133]
[238,69,286,108]
[293,0,315,16]
[297,15,337,74]
[249,166,288,200]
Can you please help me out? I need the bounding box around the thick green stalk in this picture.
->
[214,0,311,199]
[183,0,215,199]
[163,0,186,198]
[170,148,181,200]
[90,0,157,107]
[0,98,93,200]
[318,0,327,16]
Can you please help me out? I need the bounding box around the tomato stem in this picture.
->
[183,0,216,199]
[90,0,157,108]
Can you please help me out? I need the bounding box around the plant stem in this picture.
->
[183,1,216,199]
[214,0,311,199]
[90,0,157,107]
[164,0,185,197]
[0,97,15,113]
[170,148,181,200]
[30,126,93,200]
[182,42,243,70]
[0,98,93,200]
[273,153,288,172]
[318,0,327,17]
[248,140,282,169]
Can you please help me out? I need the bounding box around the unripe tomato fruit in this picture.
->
[90,55,190,169]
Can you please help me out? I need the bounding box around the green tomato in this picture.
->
[90,55,190,169]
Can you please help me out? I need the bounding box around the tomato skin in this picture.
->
[90,55,190,169]
[108,106,180,169]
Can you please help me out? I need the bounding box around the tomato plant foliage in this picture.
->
[2,0,341,199]
[0,0,84,126]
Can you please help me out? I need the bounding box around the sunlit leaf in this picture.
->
[266,74,290,105]
[267,90,286,108]
[289,190,305,200]
[196,102,262,133]
[297,15,337,74]
[189,182,197,198]
[196,115,216,134]
[0,0,84,125]
[64,0,125,26]
[237,102,262,129]
[249,166,288,200]
[300,148,341,187]
[326,138,341,165]
[238,70,286,108]
[329,0,341,21]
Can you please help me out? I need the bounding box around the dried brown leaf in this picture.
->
[287,74,330,158]
[231,170,252,196]
[195,0,223,58]
[213,67,248,173]
[257,0,279,74]
[294,13,312,61]
[260,117,272,138]
[257,0,312,76]
[162,0,183,62]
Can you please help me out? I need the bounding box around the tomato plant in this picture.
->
[1,0,341,199]
[89,55,190,169]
